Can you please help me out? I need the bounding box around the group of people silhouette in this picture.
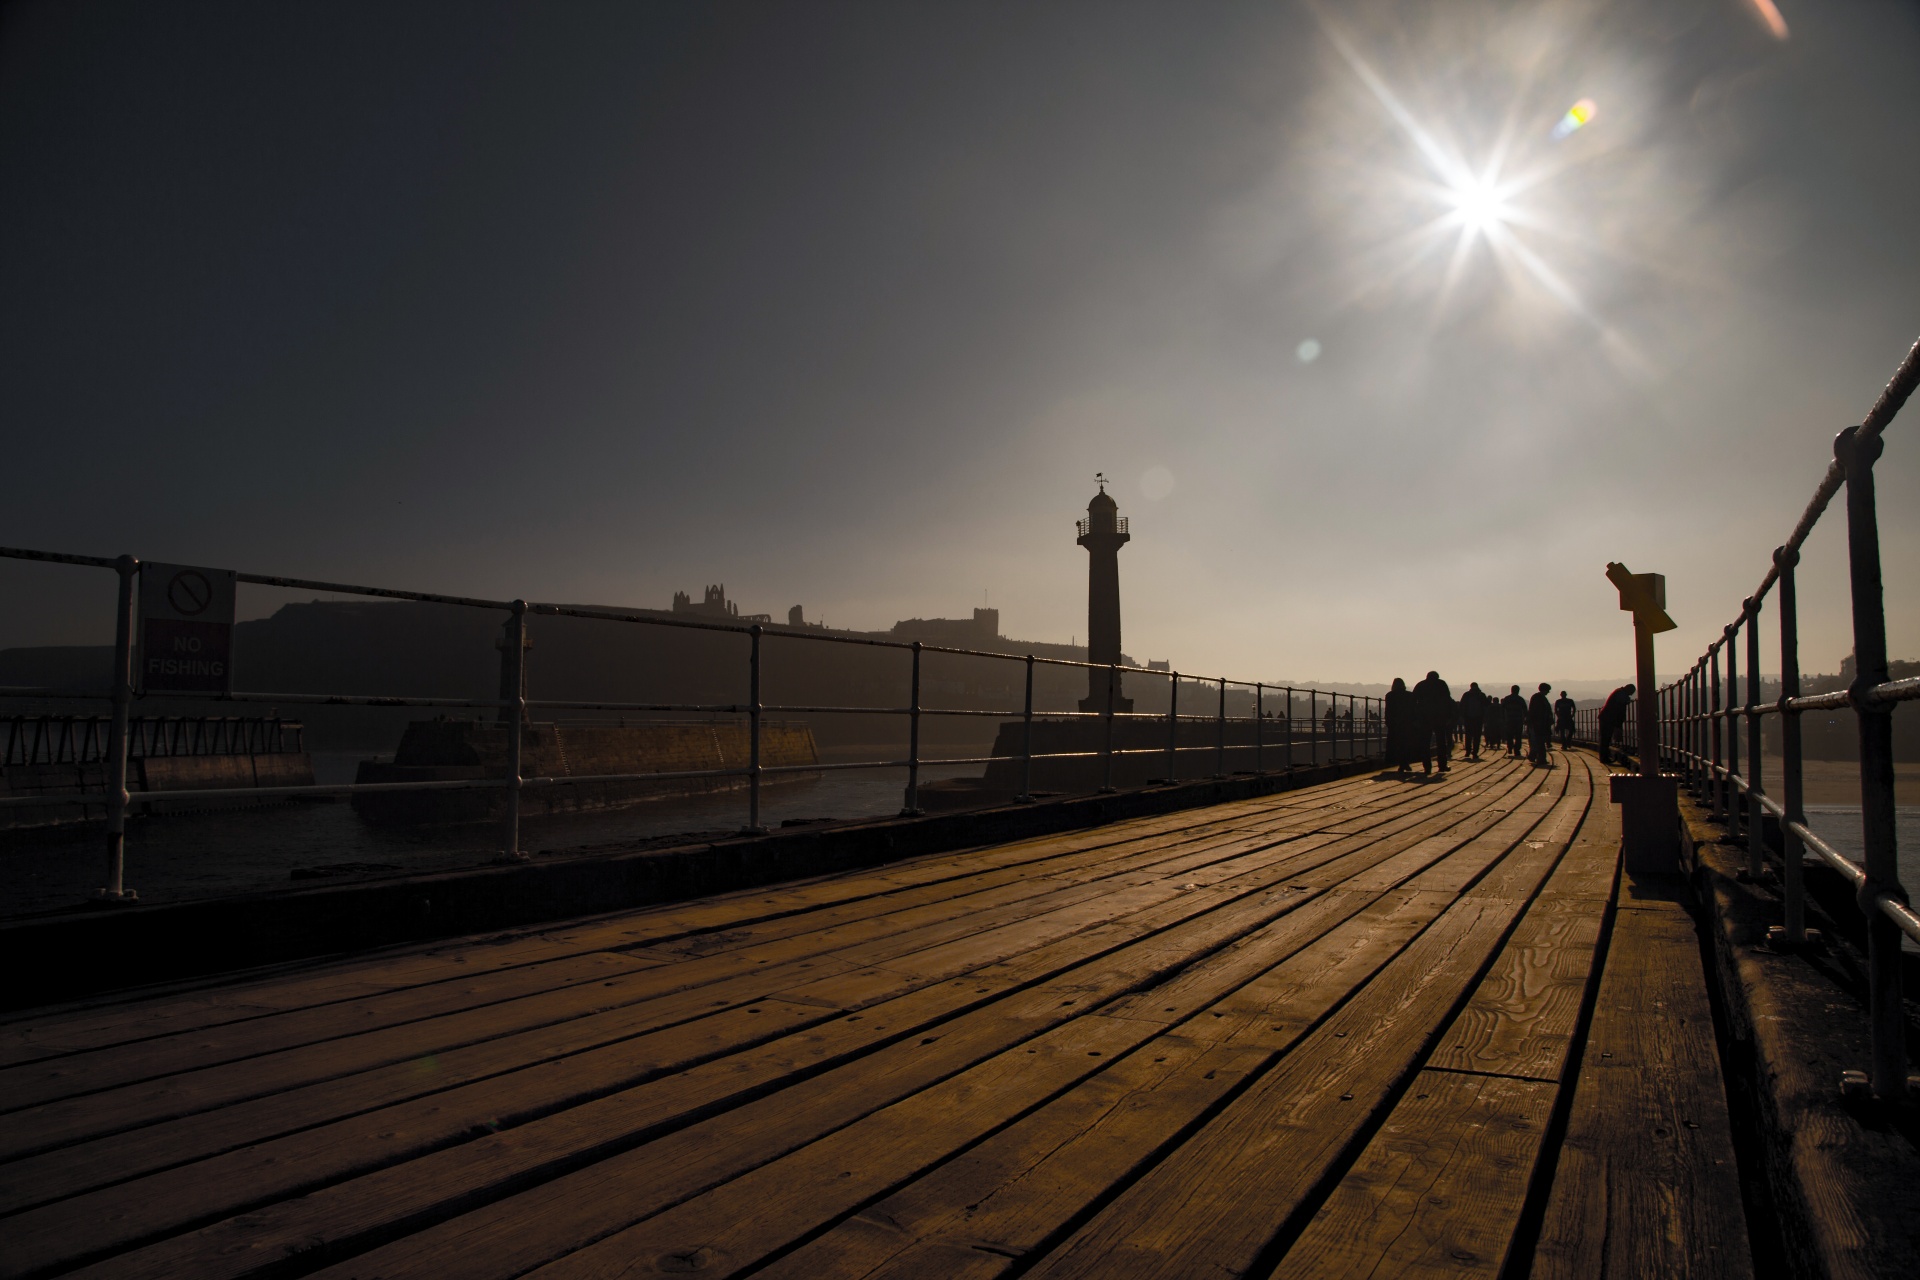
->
[1382,672,1578,776]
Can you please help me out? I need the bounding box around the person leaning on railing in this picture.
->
[1596,682,1634,766]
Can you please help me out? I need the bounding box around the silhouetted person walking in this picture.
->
[1459,682,1488,761]
[1500,685,1527,757]
[1598,683,1635,765]
[1384,677,1415,774]
[1527,682,1553,766]
[1554,690,1576,750]
[1412,670,1453,775]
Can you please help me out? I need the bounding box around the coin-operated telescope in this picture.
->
[1605,562,1679,872]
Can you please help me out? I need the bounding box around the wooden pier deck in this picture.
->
[0,751,1754,1279]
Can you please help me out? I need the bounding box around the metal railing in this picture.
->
[2,716,303,766]
[0,544,1383,904]
[1616,336,1920,1100]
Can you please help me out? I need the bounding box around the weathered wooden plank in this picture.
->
[531,801,1589,1280]
[1273,771,1615,1278]
[0,949,660,1115]
[1424,898,1604,1082]
[1018,834,1583,1276]
[0,817,1285,1107]
[0,774,1387,1068]
[1530,879,1753,1279]
[0,840,1362,1253]
[752,894,1535,1277]
[0,811,1363,1159]
[512,1016,1225,1280]
[1282,1070,1558,1278]
[318,771,1559,1280]
[750,1035,1249,1280]
[0,759,1428,1105]
[62,770,1532,1280]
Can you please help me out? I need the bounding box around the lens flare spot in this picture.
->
[1140,466,1175,501]
[1295,338,1322,363]
[1551,97,1597,141]
[1746,0,1789,40]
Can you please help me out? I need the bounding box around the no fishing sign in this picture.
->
[138,562,237,694]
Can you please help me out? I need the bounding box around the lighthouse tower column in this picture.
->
[1077,479,1133,712]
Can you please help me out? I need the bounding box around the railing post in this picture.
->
[1698,662,1710,786]
[1709,641,1725,820]
[1165,672,1179,783]
[1286,688,1296,776]
[1214,677,1226,778]
[1310,689,1318,768]
[745,624,767,833]
[503,599,527,861]
[1100,662,1117,793]
[1682,679,1690,770]
[1836,425,1905,1099]
[1016,654,1035,803]
[1681,667,1697,786]
[902,641,923,816]
[1679,669,1689,779]
[1664,682,1674,769]
[1672,680,1681,769]
[1697,667,1712,786]
[1775,545,1806,945]
[96,555,138,903]
[1726,620,1742,841]
[1254,683,1263,773]
[1745,597,1765,881]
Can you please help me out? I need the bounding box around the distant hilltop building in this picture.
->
[889,608,1000,648]
[671,584,770,624]
[1077,477,1132,711]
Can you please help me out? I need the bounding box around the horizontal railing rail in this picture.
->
[0,545,1384,903]
[1615,334,1919,1100]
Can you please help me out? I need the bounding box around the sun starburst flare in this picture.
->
[1308,12,1632,355]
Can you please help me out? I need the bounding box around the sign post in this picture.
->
[1605,561,1680,873]
[138,563,237,696]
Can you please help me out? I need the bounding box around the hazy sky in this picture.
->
[3,0,1916,685]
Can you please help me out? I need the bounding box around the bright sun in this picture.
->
[1314,16,1601,326]
[1446,176,1511,235]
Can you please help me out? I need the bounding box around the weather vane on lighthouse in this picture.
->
[1095,471,1107,493]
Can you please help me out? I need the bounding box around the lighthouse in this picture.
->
[1077,475,1132,712]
